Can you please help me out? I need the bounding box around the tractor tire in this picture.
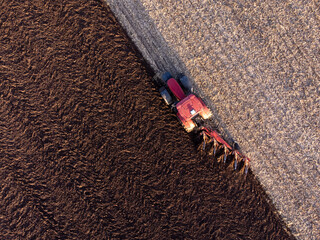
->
[161,72,172,83]
[159,87,173,105]
[179,75,192,92]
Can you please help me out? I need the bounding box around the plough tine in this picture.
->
[202,132,208,151]
[223,145,228,163]
[234,152,238,170]
[244,158,250,175]
[213,139,217,156]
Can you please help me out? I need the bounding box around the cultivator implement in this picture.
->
[199,126,250,174]
[153,72,251,174]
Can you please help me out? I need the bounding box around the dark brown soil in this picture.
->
[0,0,295,239]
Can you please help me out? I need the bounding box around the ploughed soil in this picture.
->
[0,0,295,239]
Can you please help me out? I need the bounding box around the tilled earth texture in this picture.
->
[0,1,295,239]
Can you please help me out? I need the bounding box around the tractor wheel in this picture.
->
[159,87,173,105]
[183,119,196,132]
[179,75,192,92]
[161,72,172,83]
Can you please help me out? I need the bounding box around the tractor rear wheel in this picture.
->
[159,87,173,105]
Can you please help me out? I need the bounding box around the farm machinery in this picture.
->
[153,72,250,174]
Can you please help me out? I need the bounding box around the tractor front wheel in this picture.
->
[161,72,172,83]
[178,74,192,92]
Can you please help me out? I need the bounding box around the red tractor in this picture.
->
[153,72,250,174]
[154,72,212,132]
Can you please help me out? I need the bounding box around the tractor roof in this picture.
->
[176,94,204,120]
